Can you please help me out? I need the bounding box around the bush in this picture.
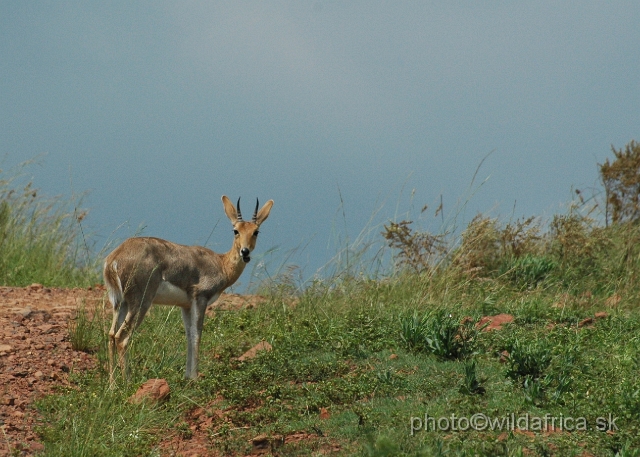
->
[600,140,640,225]
[382,220,446,273]
[504,338,552,384]
[400,311,478,360]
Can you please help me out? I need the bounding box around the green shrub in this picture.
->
[497,254,557,288]
[504,338,552,384]
[400,311,478,360]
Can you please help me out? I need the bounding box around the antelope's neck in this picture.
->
[221,249,247,288]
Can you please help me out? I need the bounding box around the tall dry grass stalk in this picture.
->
[0,163,98,287]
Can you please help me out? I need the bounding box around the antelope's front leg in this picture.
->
[181,298,208,379]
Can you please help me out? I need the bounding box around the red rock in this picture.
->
[36,324,57,334]
[476,314,514,331]
[319,407,330,420]
[30,442,45,452]
[127,379,171,405]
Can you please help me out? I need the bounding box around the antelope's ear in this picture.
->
[221,196,238,224]
[255,200,274,226]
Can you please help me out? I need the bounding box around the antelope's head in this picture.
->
[222,195,274,263]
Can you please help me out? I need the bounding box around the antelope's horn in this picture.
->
[236,197,243,221]
[252,198,259,223]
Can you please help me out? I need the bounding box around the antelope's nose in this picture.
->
[241,248,250,258]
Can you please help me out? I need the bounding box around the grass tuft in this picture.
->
[0,163,98,287]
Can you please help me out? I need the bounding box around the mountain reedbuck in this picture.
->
[104,196,273,385]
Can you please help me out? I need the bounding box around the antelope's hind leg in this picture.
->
[108,301,128,386]
[112,299,155,384]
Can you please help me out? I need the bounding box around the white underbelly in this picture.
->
[153,281,190,306]
[152,281,222,308]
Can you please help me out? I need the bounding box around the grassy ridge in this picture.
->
[4,164,640,455]
[40,269,640,456]
[41,216,640,456]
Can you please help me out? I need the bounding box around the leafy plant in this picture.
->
[423,312,478,360]
[459,360,486,395]
[68,303,102,353]
[399,313,429,350]
[504,338,552,384]
[400,311,478,359]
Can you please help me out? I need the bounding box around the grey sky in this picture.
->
[1,2,639,286]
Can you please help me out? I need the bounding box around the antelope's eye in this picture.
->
[233,229,239,236]
[253,230,259,237]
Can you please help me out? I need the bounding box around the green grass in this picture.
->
[6,162,640,455]
[35,274,640,456]
[0,163,99,287]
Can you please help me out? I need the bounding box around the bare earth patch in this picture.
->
[0,285,268,456]
[0,284,103,456]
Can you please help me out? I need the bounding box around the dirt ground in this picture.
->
[0,284,102,455]
[0,284,274,456]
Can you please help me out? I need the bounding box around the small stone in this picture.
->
[18,308,32,318]
[389,353,398,360]
[30,442,45,452]
[476,314,514,332]
[0,344,13,354]
[37,324,53,333]
[127,379,170,405]
[252,434,270,454]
